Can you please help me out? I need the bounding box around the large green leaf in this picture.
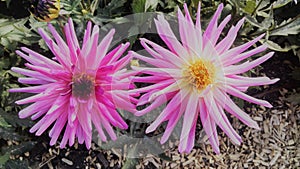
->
[0,18,26,50]
[0,17,41,52]
[270,17,300,36]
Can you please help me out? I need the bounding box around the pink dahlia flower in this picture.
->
[130,4,279,153]
[10,18,137,149]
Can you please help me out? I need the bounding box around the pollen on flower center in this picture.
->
[183,59,215,91]
[72,74,95,99]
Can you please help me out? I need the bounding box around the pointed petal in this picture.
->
[129,51,176,68]
[139,39,186,67]
[220,34,265,61]
[199,98,220,154]
[225,75,279,87]
[18,77,48,84]
[49,112,67,145]
[204,92,242,145]
[178,93,198,153]
[177,6,199,57]
[91,109,107,142]
[155,15,188,57]
[203,4,224,47]
[224,52,274,75]
[215,18,245,54]
[222,45,268,66]
[160,90,189,143]
[225,85,273,108]
[214,88,260,130]
[93,29,115,69]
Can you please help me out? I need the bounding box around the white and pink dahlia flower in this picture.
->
[10,19,138,149]
[130,4,279,153]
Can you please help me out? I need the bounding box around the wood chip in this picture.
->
[269,152,281,166]
[62,158,73,166]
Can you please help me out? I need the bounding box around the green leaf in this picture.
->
[0,57,10,70]
[2,113,34,128]
[260,6,274,29]
[0,18,33,52]
[162,0,178,10]
[0,115,11,128]
[272,0,293,9]
[0,152,10,168]
[5,159,30,169]
[256,0,270,12]
[0,108,34,128]
[100,135,134,150]
[99,134,166,158]
[122,145,139,169]
[132,0,147,13]
[245,15,264,28]
[243,0,256,14]
[97,0,127,17]
[38,38,49,51]
[265,40,296,52]
[5,0,11,7]
[7,70,23,78]
[136,136,164,155]
[261,0,293,11]
[28,16,48,31]
[90,0,101,14]
[122,157,139,169]
[0,127,24,141]
[245,7,274,30]
[61,0,81,12]
[270,17,300,36]
[145,0,158,11]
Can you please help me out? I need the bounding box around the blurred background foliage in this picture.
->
[0,0,299,168]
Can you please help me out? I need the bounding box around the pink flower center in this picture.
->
[72,74,95,100]
[183,59,215,91]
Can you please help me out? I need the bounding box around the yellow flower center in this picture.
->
[72,74,95,100]
[183,59,215,92]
